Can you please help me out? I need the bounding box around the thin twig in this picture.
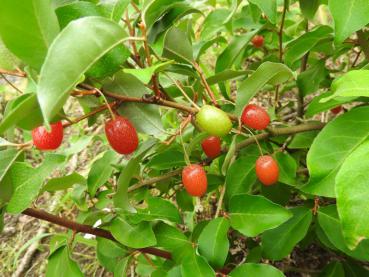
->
[356,30,369,61]
[192,61,219,107]
[0,73,24,94]
[278,0,288,62]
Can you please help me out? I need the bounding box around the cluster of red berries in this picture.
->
[32,115,139,155]
[182,103,279,197]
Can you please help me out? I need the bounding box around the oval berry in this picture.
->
[241,104,270,130]
[32,121,64,150]
[182,164,208,197]
[105,115,139,155]
[255,155,279,186]
[196,105,232,137]
[201,136,222,159]
[330,106,343,114]
[251,35,264,48]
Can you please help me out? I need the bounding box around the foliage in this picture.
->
[0,0,369,276]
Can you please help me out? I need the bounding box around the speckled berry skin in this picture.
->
[105,116,139,155]
[182,164,208,197]
[32,121,64,150]
[201,136,222,159]
[255,155,279,186]
[331,106,343,114]
[241,104,270,130]
[251,35,264,48]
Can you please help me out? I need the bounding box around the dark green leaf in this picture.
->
[229,263,285,277]
[275,152,297,186]
[45,246,83,277]
[297,60,328,96]
[180,251,215,277]
[319,262,345,277]
[163,27,193,64]
[42,172,86,192]
[299,0,321,19]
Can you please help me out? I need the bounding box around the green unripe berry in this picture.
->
[195,105,232,137]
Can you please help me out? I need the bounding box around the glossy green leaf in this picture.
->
[262,206,312,260]
[110,217,157,248]
[317,205,369,261]
[143,0,184,30]
[163,27,193,64]
[321,70,369,101]
[275,152,297,186]
[215,30,258,73]
[288,130,319,149]
[229,194,292,237]
[45,246,83,277]
[7,154,66,214]
[336,140,369,249]
[328,0,369,43]
[304,106,369,197]
[42,172,86,192]
[104,72,164,136]
[299,0,321,19]
[99,0,130,22]
[123,60,174,84]
[248,0,277,24]
[154,222,193,262]
[180,252,215,277]
[147,149,185,170]
[285,25,333,67]
[235,62,294,115]
[229,263,285,277]
[0,0,60,70]
[37,16,130,125]
[198,217,230,268]
[225,155,257,201]
[87,150,118,196]
[319,262,345,277]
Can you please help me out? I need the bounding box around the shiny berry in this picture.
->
[182,164,208,197]
[105,115,138,155]
[330,106,343,114]
[201,136,222,159]
[196,105,232,137]
[241,104,270,130]
[255,155,279,186]
[32,121,63,150]
[251,35,264,48]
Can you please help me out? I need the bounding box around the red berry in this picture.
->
[330,106,343,114]
[241,104,270,130]
[105,115,139,155]
[32,121,63,150]
[251,35,264,48]
[182,164,208,197]
[201,136,222,159]
[255,155,279,186]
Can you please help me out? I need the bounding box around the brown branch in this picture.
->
[278,0,288,62]
[192,61,219,107]
[21,208,172,260]
[125,10,143,68]
[0,68,26,77]
[297,22,309,119]
[356,30,369,61]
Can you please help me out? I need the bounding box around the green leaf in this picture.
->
[180,251,215,277]
[37,16,130,125]
[7,154,66,214]
[221,135,237,176]
[261,206,312,260]
[304,106,369,197]
[0,149,22,183]
[317,205,369,261]
[104,72,164,136]
[336,140,369,249]
[96,237,127,272]
[163,27,193,64]
[328,0,369,44]
[288,130,319,149]
[154,222,193,262]
[285,25,333,67]
[215,30,258,73]
[321,70,369,101]
[45,245,83,277]
[0,37,20,70]
[114,256,132,277]
[297,60,328,96]
[299,0,321,19]
[42,172,86,192]
[127,197,181,223]
[235,62,294,115]
[109,217,157,248]
[319,262,345,277]
[147,149,185,170]
[207,70,252,86]
[225,155,257,201]
[229,194,292,237]
[198,217,230,268]
[248,0,277,24]
[123,60,174,84]
[87,150,118,196]
[229,263,285,277]
[275,152,297,186]
[0,94,43,134]
[0,0,60,70]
